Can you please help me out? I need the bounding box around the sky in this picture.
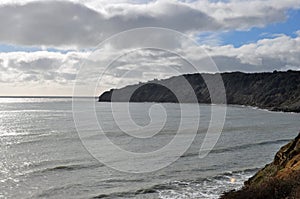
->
[0,0,299,96]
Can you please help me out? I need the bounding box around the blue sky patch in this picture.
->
[220,9,300,47]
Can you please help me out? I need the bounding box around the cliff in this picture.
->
[98,70,300,112]
[220,133,300,199]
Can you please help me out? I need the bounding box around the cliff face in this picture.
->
[221,133,300,199]
[99,70,300,112]
[246,133,300,185]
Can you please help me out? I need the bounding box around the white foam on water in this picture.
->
[158,170,255,199]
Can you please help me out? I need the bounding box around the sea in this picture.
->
[0,97,299,199]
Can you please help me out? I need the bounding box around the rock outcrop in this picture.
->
[99,70,300,113]
[221,133,300,199]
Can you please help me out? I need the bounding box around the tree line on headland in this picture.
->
[99,70,300,113]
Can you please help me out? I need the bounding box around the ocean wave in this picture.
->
[17,160,103,177]
[41,162,103,173]
[157,169,257,199]
[92,168,258,199]
[92,186,164,198]
[182,138,291,158]
[211,138,291,154]
[36,183,83,198]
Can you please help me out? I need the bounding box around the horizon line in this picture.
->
[0,96,97,98]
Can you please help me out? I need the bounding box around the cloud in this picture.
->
[198,34,300,72]
[0,0,299,48]
[0,0,218,48]
[1,32,299,95]
[0,0,299,95]
[0,1,102,48]
[194,0,299,30]
[0,51,89,85]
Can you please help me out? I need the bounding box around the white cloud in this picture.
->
[0,0,298,48]
[0,0,299,95]
[194,0,300,30]
[198,33,300,72]
[0,51,89,85]
[0,33,299,95]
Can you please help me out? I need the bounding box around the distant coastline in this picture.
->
[98,70,300,113]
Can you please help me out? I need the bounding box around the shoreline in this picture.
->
[98,101,300,114]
